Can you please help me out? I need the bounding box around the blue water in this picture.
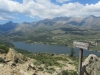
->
[12,41,100,56]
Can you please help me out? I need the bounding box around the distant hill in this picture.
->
[0,15,100,33]
[80,15,100,30]
[0,21,18,32]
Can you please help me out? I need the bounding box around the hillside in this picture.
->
[0,48,78,75]
[0,15,100,51]
[1,15,100,32]
[0,21,18,32]
[0,47,100,75]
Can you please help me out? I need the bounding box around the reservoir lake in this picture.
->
[12,41,100,56]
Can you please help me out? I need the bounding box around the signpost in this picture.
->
[73,41,89,50]
[73,41,89,75]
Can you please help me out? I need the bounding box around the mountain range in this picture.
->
[0,15,100,33]
[0,15,100,51]
[0,21,18,32]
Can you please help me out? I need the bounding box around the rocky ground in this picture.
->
[0,48,77,75]
[0,48,100,75]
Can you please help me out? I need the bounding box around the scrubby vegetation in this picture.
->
[69,48,75,57]
[0,57,4,63]
[57,70,77,75]
[16,48,67,67]
[15,48,80,75]
[0,45,88,75]
[0,44,9,53]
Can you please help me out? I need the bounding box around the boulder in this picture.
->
[5,48,24,63]
[0,49,5,53]
[82,54,100,75]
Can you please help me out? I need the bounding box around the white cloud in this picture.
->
[0,12,16,20]
[56,0,71,3]
[0,0,100,20]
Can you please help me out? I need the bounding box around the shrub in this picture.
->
[0,57,4,63]
[69,48,75,57]
[0,44,9,53]
[38,67,44,71]
[46,68,55,74]
[69,70,77,75]
[57,70,78,75]
[57,70,69,75]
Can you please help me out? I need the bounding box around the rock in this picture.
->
[82,54,98,66]
[82,54,100,75]
[0,64,4,67]
[8,61,16,67]
[5,48,24,63]
[28,63,37,70]
[33,73,37,75]
[0,49,5,53]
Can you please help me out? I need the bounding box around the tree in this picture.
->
[70,48,75,57]
[0,44,9,53]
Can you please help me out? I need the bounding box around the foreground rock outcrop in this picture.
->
[0,48,36,75]
[5,48,24,63]
[1,48,99,75]
[0,48,77,75]
[82,54,100,75]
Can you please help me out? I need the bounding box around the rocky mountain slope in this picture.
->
[0,48,100,75]
[0,15,100,33]
[0,48,77,75]
[0,21,18,32]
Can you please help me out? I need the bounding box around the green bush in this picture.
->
[69,70,77,75]
[0,57,4,63]
[69,48,75,57]
[58,70,69,75]
[0,44,9,53]
[38,67,44,71]
[46,68,55,74]
[57,70,77,75]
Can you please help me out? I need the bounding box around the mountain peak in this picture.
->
[84,15,96,20]
[22,22,31,25]
[88,15,96,18]
[6,21,13,24]
[0,21,18,32]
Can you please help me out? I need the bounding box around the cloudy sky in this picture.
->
[0,0,100,24]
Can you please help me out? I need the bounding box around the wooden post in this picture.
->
[78,48,83,75]
[73,41,89,75]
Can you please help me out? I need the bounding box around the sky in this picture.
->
[0,0,100,24]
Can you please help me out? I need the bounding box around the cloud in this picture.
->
[56,0,71,3]
[0,0,100,20]
[0,12,16,20]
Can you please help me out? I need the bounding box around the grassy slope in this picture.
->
[16,48,79,75]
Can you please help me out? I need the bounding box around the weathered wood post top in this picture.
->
[73,41,89,50]
[73,41,89,75]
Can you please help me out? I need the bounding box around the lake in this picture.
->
[12,41,100,56]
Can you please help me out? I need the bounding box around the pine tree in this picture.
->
[70,48,75,57]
